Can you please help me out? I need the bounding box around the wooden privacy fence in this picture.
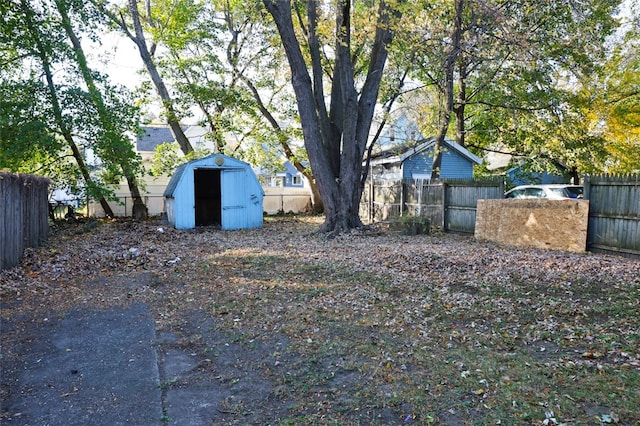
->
[362,174,639,257]
[1,173,50,270]
[584,175,640,257]
[361,178,505,233]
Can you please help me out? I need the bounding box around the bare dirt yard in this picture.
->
[1,216,639,425]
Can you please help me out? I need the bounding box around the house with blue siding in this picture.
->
[506,162,571,187]
[275,161,308,188]
[376,113,422,149]
[163,154,264,230]
[367,137,482,181]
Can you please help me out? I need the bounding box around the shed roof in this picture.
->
[163,154,259,199]
[370,137,482,166]
[163,162,188,198]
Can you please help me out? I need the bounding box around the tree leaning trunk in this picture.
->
[240,74,325,213]
[126,0,193,155]
[57,0,148,220]
[93,0,194,156]
[21,0,115,218]
[432,0,463,179]
[454,58,467,148]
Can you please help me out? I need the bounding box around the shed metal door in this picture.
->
[221,169,246,229]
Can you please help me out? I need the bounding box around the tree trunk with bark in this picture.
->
[21,0,115,218]
[432,0,463,180]
[454,58,467,148]
[96,0,194,155]
[127,0,194,154]
[263,0,398,233]
[57,0,148,220]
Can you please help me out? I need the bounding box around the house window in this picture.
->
[292,175,302,186]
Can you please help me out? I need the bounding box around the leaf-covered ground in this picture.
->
[1,216,639,425]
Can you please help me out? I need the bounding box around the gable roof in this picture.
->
[136,126,177,152]
[369,137,482,166]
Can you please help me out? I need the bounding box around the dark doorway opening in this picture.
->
[194,168,221,226]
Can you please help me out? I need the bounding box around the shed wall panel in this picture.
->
[164,154,263,230]
[174,168,196,229]
[221,169,247,230]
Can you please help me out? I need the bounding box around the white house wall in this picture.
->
[88,176,170,217]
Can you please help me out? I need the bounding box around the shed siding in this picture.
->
[221,168,249,230]
[164,154,263,230]
[221,167,262,230]
[174,168,196,230]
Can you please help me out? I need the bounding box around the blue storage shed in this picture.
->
[163,154,264,230]
[368,137,482,181]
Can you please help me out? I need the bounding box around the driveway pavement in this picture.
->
[1,303,218,425]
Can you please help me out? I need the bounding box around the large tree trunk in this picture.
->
[57,0,148,220]
[240,75,325,213]
[264,0,397,233]
[22,0,114,218]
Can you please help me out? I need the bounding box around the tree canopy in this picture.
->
[399,0,639,177]
[2,0,638,226]
[1,0,145,216]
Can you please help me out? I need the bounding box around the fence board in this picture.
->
[1,173,50,270]
[585,175,640,256]
[361,177,504,233]
[405,181,444,227]
[444,179,504,233]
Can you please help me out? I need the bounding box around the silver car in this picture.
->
[505,184,583,200]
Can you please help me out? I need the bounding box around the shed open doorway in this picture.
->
[194,168,221,226]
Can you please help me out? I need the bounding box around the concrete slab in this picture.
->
[1,304,162,425]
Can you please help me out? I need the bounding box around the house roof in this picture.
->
[275,160,309,177]
[369,137,482,165]
[136,126,177,152]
